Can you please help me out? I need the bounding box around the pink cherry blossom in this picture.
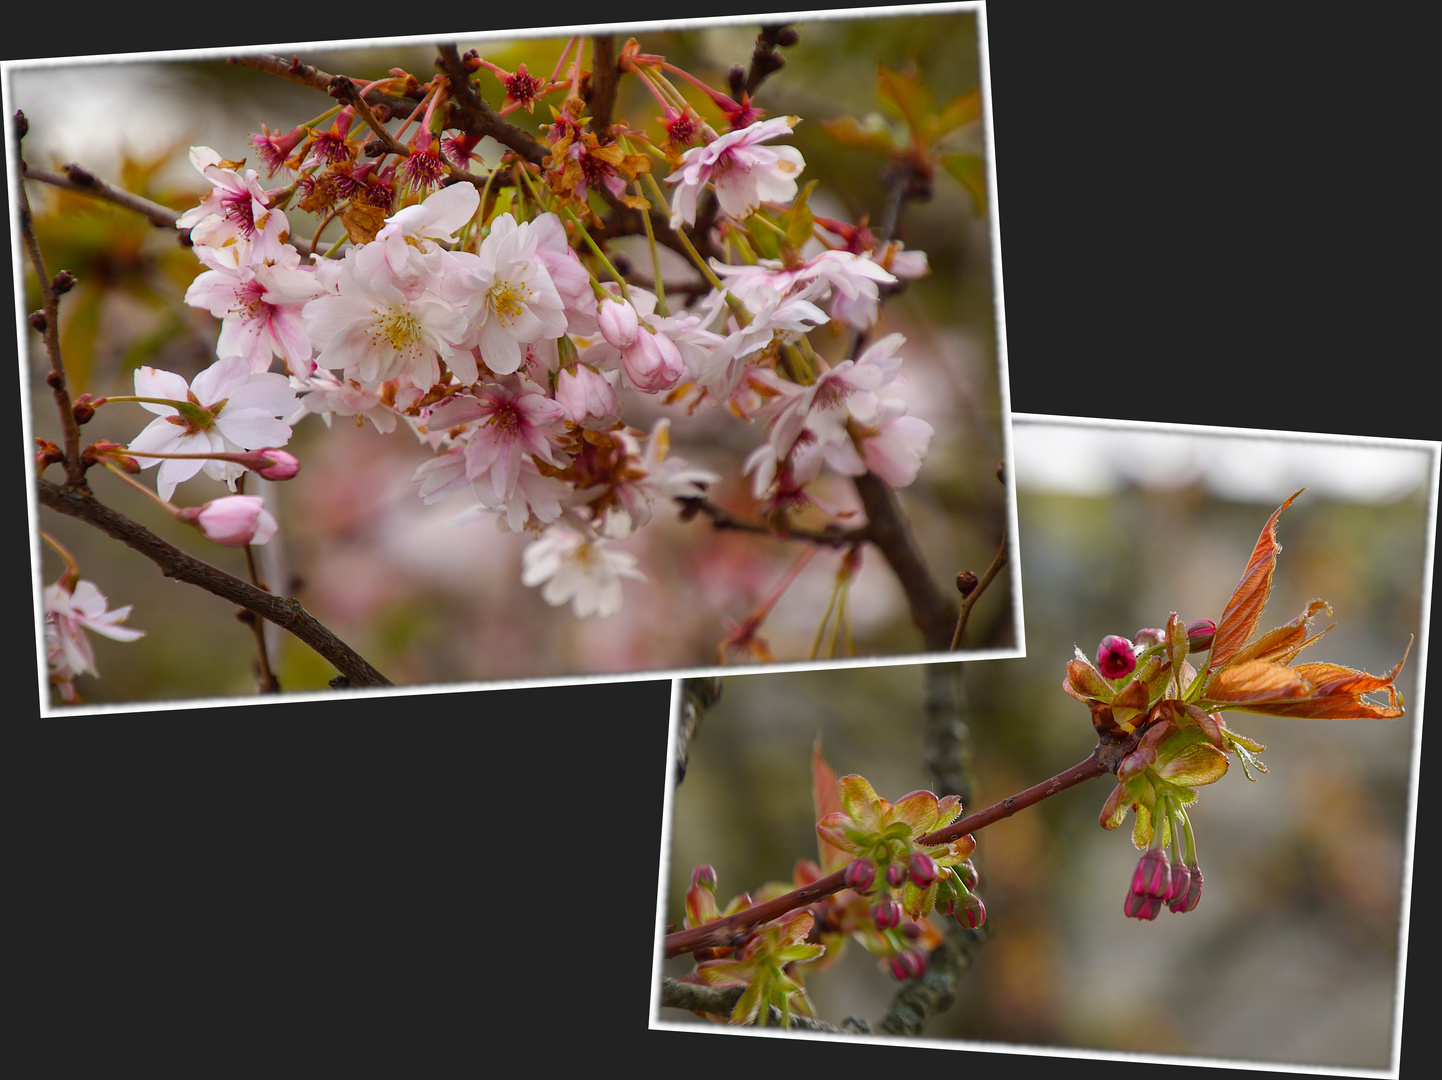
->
[664,115,805,228]
[184,254,326,374]
[126,356,298,500]
[520,524,646,617]
[426,376,570,506]
[43,578,145,685]
[176,146,292,268]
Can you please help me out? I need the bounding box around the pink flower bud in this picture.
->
[1132,627,1165,648]
[1186,619,1217,653]
[691,865,717,890]
[885,862,907,888]
[178,495,278,547]
[908,852,938,887]
[955,859,979,892]
[554,363,620,426]
[1124,891,1162,920]
[596,296,640,350]
[254,448,300,480]
[843,857,876,893]
[1130,847,1172,900]
[621,325,685,394]
[1168,862,1203,913]
[956,893,986,929]
[1097,634,1137,679]
[888,950,927,981]
[872,898,902,930]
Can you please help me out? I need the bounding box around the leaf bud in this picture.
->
[1097,634,1137,679]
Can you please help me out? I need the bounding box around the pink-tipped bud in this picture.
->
[1132,627,1166,648]
[177,495,278,547]
[1097,634,1137,679]
[885,862,907,888]
[888,949,927,981]
[956,893,986,929]
[872,898,902,930]
[1130,847,1172,900]
[955,859,979,892]
[1124,891,1162,920]
[254,448,300,481]
[596,296,640,350]
[843,857,876,893]
[1186,619,1217,653]
[691,864,717,890]
[908,852,938,888]
[1168,862,1203,913]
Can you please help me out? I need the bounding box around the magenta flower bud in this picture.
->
[254,448,300,480]
[955,859,979,892]
[1132,627,1166,648]
[1124,890,1162,921]
[888,950,926,981]
[1131,847,1172,900]
[691,864,717,890]
[843,857,876,893]
[908,852,938,887]
[177,495,278,547]
[885,862,907,888]
[1169,862,1203,913]
[956,893,986,929]
[872,898,902,930]
[1186,619,1217,653]
[1097,634,1137,679]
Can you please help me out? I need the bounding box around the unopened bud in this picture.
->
[1124,890,1162,921]
[956,892,986,929]
[1097,634,1137,679]
[908,852,938,888]
[1130,847,1172,900]
[72,393,98,425]
[885,862,907,889]
[954,858,979,892]
[888,949,926,981]
[1168,862,1203,913]
[871,898,902,930]
[29,310,47,333]
[955,570,979,597]
[843,857,876,893]
[1132,627,1165,648]
[254,448,300,480]
[1186,619,1216,653]
[691,865,717,890]
[52,269,77,295]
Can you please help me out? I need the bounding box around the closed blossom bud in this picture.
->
[1124,890,1162,921]
[1169,862,1203,913]
[1132,627,1165,648]
[888,949,927,981]
[596,296,640,350]
[955,859,979,892]
[255,448,300,480]
[843,857,876,893]
[1186,619,1216,653]
[622,325,685,394]
[956,892,986,929]
[872,898,902,930]
[72,393,99,425]
[691,864,717,890]
[885,861,907,888]
[1097,634,1137,679]
[1130,847,1172,900]
[177,495,278,547]
[908,852,938,887]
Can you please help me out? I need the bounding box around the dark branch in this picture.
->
[37,480,392,689]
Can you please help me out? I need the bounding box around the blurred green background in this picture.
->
[660,417,1431,1069]
[16,9,1012,706]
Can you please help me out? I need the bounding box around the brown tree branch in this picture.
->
[37,479,392,689]
[434,44,549,166]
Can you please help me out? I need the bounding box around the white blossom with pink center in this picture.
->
[126,356,298,500]
[177,146,292,269]
[520,523,646,618]
[43,578,145,684]
[664,115,805,228]
[185,249,326,374]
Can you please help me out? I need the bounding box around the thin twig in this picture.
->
[676,494,868,548]
[22,162,184,232]
[37,479,392,689]
[950,517,1009,650]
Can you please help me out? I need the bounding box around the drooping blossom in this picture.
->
[665,115,805,228]
[126,357,298,500]
[43,578,145,693]
[520,523,646,617]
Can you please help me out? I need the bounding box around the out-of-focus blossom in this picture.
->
[43,578,145,689]
[520,523,646,617]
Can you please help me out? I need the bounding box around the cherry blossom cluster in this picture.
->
[119,43,937,622]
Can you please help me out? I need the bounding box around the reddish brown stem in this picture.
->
[664,741,1125,958]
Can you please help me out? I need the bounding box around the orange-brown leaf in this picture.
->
[1210,489,1305,669]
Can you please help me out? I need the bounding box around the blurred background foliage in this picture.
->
[661,420,1430,1069]
[17,10,1012,706]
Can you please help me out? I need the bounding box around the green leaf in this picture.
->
[940,152,988,214]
